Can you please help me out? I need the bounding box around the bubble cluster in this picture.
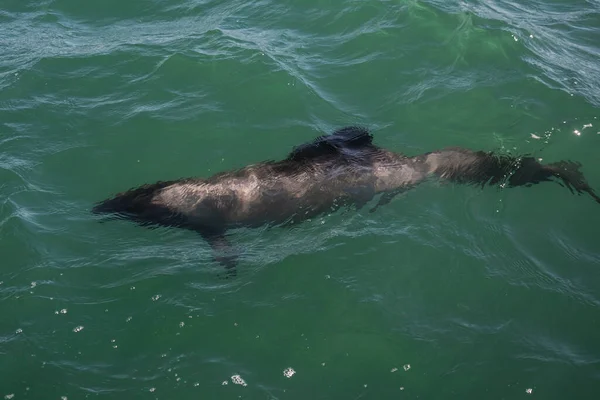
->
[283,367,296,378]
[231,375,247,386]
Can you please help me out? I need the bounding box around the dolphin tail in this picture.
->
[426,148,600,204]
[545,160,600,204]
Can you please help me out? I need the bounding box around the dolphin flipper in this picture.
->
[198,229,239,278]
[369,188,405,213]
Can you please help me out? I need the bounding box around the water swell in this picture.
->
[432,0,600,106]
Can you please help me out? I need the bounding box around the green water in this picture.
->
[2,0,600,398]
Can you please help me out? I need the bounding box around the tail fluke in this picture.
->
[545,160,600,204]
[426,148,600,204]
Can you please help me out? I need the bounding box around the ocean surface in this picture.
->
[2,0,600,398]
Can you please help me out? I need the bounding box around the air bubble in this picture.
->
[231,375,247,386]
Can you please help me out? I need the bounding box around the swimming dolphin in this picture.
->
[92,126,599,274]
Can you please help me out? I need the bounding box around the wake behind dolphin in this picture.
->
[92,126,600,274]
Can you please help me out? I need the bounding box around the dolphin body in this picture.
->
[92,126,599,274]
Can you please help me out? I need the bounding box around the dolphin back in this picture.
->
[287,126,376,162]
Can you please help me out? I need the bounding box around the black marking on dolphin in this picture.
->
[92,126,600,275]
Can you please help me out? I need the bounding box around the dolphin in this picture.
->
[92,126,599,274]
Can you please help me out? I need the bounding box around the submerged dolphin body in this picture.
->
[92,126,599,273]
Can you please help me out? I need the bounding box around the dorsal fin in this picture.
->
[287,126,374,161]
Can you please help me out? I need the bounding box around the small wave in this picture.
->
[517,333,600,367]
[442,0,600,106]
[498,223,600,307]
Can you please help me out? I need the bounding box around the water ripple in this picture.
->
[443,0,600,106]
